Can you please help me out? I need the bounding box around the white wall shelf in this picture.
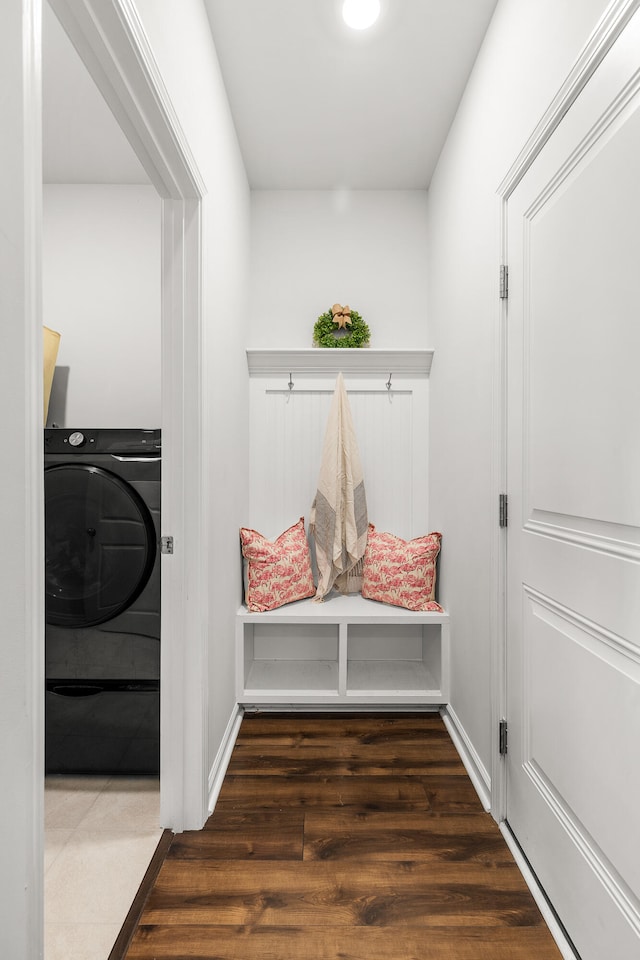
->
[236,594,449,706]
[246,348,434,379]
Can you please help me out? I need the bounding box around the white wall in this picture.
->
[42,184,161,427]
[132,0,251,779]
[250,190,429,347]
[427,0,612,785]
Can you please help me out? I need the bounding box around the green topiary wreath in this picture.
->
[313,308,370,348]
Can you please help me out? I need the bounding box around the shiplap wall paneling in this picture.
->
[248,377,428,541]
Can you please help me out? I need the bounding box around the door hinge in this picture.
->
[499,493,508,528]
[499,719,508,756]
[499,264,508,300]
[160,535,174,555]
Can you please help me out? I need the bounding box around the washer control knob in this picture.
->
[68,431,86,447]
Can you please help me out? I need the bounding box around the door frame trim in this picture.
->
[49,0,209,830]
[491,0,640,822]
[6,0,45,952]
[498,0,640,199]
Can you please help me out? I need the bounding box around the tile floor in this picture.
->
[44,776,162,960]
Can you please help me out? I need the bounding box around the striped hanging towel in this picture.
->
[309,372,368,600]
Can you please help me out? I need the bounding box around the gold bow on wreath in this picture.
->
[331,303,352,330]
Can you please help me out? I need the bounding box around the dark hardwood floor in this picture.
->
[124,712,563,959]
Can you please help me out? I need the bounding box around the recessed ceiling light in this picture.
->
[342,0,381,31]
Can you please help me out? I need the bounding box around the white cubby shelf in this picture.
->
[236,593,449,706]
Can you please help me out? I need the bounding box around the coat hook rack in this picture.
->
[288,372,294,392]
[386,373,393,391]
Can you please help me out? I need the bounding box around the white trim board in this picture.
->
[441,706,491,812]
[49,0,208,832]
[241,704,442,713]
[208,704,244,815]
[1,1,44,953]
[48,0,205,199]
[498,0,640,199]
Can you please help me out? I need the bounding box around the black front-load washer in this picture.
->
[44,428,161,775]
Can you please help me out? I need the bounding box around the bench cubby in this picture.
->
[236,594,449,706]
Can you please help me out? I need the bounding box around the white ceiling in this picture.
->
[43,0,498,189]
[203,0,498,189]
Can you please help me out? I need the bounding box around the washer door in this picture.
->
[45,464,157,627]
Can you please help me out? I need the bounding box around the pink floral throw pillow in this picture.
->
[240,518,316,613]
[361,524,443,612]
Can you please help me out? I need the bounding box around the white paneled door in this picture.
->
[506,9,640,959]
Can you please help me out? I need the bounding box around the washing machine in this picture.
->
[44,428,161,775]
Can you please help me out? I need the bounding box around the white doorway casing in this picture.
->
[47,0,209,833]
[0,1,44,955]
[3,0,250,950]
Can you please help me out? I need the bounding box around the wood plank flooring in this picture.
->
[125,713,563,959]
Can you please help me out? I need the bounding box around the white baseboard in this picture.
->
[441,705,491,812]
[241,704,441,713]
[207,703,244,815]
[500,823,580,960]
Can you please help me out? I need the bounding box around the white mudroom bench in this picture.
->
[236,593,449,707]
